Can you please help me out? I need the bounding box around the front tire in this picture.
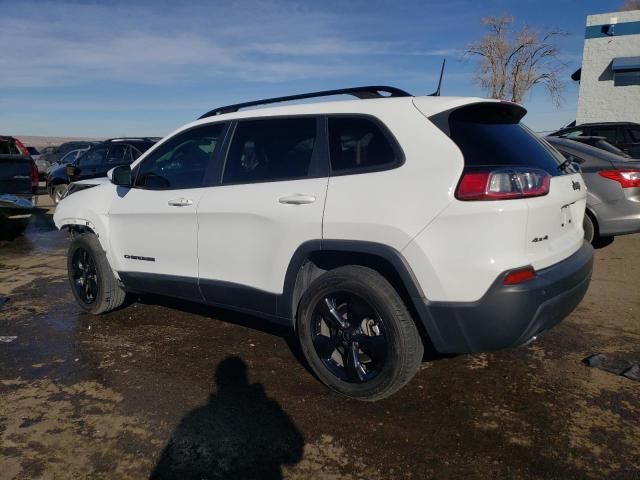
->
[67,233,126,314]
[296,266,423,401]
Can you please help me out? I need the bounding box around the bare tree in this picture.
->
[621,0,640,10]
[466,15,566,107]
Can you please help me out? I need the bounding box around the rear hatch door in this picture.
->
[418,99,586,269]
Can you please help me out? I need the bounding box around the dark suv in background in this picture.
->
[549,122,640,158]
[1,136,38,231]
[46,138,159,203]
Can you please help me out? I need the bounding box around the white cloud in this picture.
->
[0,1,453,88]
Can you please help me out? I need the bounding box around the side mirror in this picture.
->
[108,165,132,187]
[66,164,77,177]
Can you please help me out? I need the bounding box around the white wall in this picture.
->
[576,10,640,124]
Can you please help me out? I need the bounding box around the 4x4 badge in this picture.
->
[572,181,581,191]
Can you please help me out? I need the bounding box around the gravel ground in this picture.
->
[1,200,639,479]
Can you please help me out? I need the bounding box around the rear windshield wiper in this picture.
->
[558,158,574,172]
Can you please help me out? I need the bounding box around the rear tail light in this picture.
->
[14,138,30,157]
[31,161,39,193]
[504,266,536,285]
[598,170,640,188]
[456,168,551,201]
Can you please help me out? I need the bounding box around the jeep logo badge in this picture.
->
[572,181,581,191]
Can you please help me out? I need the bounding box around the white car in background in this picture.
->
[54,86,594,401]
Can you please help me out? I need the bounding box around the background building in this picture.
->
[575,10,640,124]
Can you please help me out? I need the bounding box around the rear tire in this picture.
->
[583,212,596,244]
[67,233,125,314]
[296,265,423,401]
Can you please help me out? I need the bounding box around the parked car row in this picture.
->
[549,121,640,158]
[46,137,159,203]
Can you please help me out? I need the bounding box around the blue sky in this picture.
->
[0,0,625,137]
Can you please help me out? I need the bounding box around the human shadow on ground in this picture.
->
[150,356,304,480]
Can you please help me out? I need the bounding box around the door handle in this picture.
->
[278,194,316,205]
[168,198,193,207]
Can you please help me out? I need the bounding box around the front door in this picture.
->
[108,123,227,300]
[197,116,328,316]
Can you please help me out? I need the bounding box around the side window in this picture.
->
[135,124,224,190]
[328,117,398,173]
[222,117,317,184]
[590,127,618,144]
[628,128,640,143]
[104,144,129,166]
[562,128,586,138]
[131,147,142,160]
[78,147,108,168]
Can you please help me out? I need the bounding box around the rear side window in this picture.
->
[627,127,640,142]
[590,127,618,144]
[328,117,398,173]
[562,128,588,138]
[441,103,563,176]
[223,117,316,184]
[0,139,19,155]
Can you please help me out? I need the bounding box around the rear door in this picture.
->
[196,116,327,315]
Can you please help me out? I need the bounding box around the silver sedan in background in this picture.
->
[546,136,640,244]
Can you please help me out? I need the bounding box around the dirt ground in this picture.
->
[1,199,639,480]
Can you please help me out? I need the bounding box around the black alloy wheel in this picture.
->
[70,247,98,305]
[311,291,389,383]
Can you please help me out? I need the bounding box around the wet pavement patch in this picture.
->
[583,353,640,381]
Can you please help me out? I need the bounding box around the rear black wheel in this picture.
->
[297,266,423,401]
[67,233,126,314]
[583,212,596,244]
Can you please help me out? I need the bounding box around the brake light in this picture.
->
[14,138,29,157]
[31,160,39,192]
[456,168,551,201]
[504,266,536,285]
[598,170,640,188]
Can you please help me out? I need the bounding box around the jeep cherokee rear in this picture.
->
[54,87,593,401]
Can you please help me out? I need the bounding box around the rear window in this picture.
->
[442,103,564,176]
[0,139,20,155]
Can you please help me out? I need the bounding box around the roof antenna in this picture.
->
[429,58,446,96]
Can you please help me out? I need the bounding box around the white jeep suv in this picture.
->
[54,86,593,401]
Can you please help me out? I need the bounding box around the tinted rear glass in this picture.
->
[0,139,19,155]
[444,104,564,176]
[328,117,398,173]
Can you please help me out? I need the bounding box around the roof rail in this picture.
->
[104,137,161,142]
[198,85,412,119]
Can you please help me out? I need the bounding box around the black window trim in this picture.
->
[219,115,328,187]
[131,122,230,191]
[325,113,405,177]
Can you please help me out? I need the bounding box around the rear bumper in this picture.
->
[417,242,593,354]
[0,194,37,217]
